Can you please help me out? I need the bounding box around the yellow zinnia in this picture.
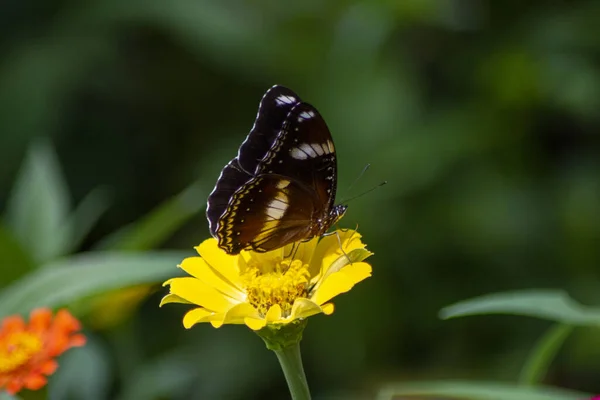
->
[161,229,372,331]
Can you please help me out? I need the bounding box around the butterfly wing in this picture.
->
[206,159,251,237]
[214,175,316,253]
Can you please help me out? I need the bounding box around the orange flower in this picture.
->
[0,308,86,395]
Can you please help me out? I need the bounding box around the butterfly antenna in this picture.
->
[346,163,371,194]
[340,181,387,204]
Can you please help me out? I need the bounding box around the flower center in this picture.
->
[0,331,43,373]
[242,258,310,317]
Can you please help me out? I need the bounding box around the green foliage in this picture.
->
[440,290,600,326]
[435,290,594,397]
[377,381,590,400]
[519,324,573,385]
[0,139,202,398]
[0,251,185,318]
[5,140,72,264]
[98,183,205,251]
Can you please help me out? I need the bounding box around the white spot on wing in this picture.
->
[298,110,316,121]
[290,143,331,159]
[275,94,297,106]
[265,193,288,220]
[300,143,318,158]
[290,148,308,160]
[313,143,325,156]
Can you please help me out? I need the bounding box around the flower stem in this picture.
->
[274,343,312,400]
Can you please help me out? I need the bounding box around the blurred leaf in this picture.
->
[59,186,113,254]
[519,323,573,385]
[98,183,204,251]
[4,139,71,264]
[440,290,600,326]
[0,393,19,400]
[0,223,35,287]
[0,251,187,318]
[85,285,154,329]
[377,381,590,400]
[49,335,111,400]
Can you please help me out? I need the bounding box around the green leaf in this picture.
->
[439,289,600,326]
[377,381,591,400]
[0,223,35,287]
[59,186,112,254]
[49,335,111,400]
[98,183,204,251]
[0,251,187,318]
[519,324,574,385]
[4,139,71,264]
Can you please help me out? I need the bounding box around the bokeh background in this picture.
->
[1,1,600,399]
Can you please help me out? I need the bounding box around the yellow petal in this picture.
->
[293,237,319,267]
[321,302,335,315]
[287,298,327,321]
[244,245,281,266]
[244,317,267,331]
[179,257,244,301]
[183,307,215,328]
[309,230,367,277]
[340,261,372,284]
[166,277,237,312]
[266,304,282,322]
[196,238,239,284]
[311,263,371,306]
[159,293,191,306]
[210,303,262,328]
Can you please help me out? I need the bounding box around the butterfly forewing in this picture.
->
[237,86,300,174]
[257,102,338,212]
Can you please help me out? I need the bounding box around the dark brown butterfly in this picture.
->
[206,85,346,254]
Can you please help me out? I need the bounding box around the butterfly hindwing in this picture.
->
[206,159,251,237]
[215,175,316,253]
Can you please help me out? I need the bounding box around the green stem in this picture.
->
[519,323,573,385]
[274,343,312,400]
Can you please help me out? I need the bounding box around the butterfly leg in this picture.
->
[322,230,352,265]
[284,241,301,259]
[334,222,358,234]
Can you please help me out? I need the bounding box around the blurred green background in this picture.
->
[1,0,600,399]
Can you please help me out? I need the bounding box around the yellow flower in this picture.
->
[161,229,372,331]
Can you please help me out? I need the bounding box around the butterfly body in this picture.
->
[206,85,345,254]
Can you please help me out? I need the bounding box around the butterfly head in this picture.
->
[331,204,347,226]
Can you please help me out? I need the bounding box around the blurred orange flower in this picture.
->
[0,308,86,395]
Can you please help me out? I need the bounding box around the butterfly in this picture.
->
[206,85,347,255]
